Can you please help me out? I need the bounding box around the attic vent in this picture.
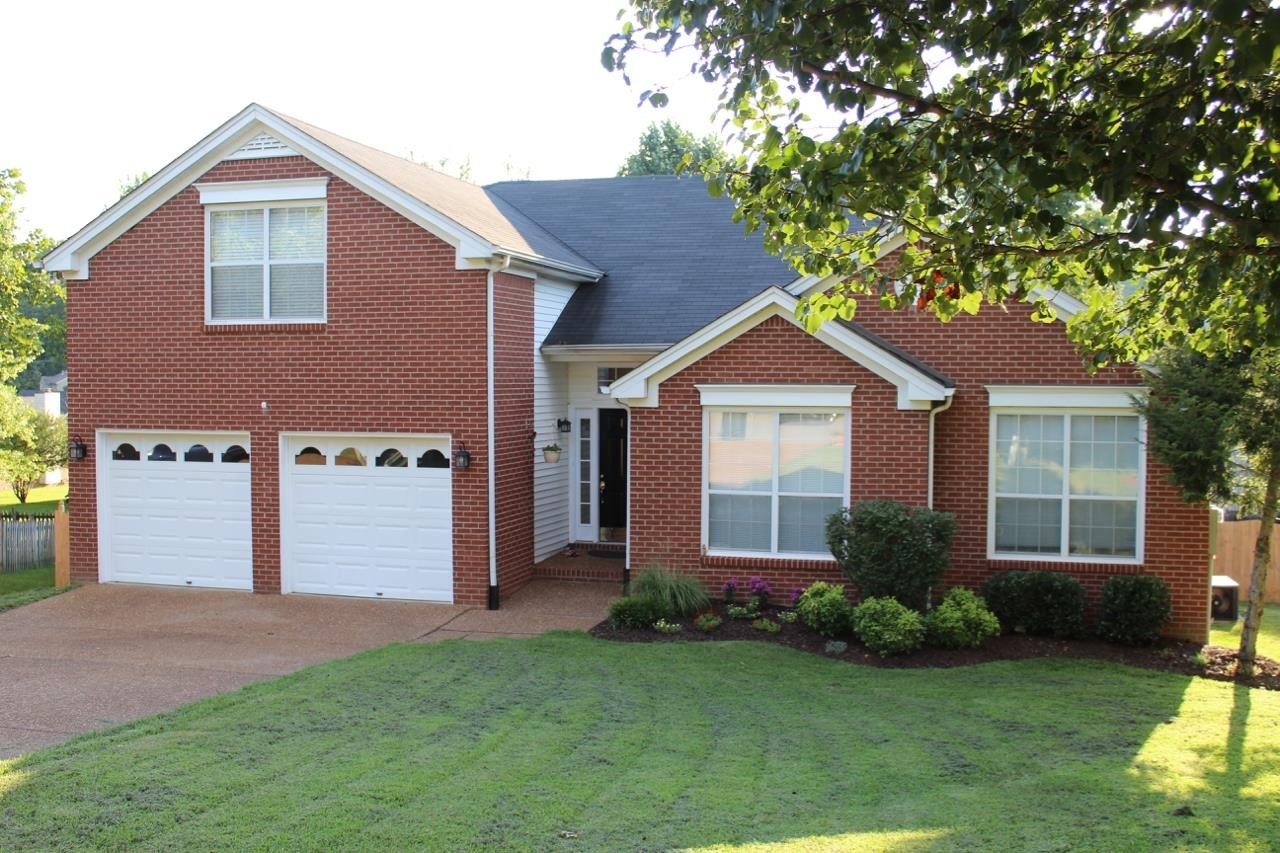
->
[225,132,298,160]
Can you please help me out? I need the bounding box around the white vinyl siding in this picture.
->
[705,410,847,557]
[990,411,1144,561]
[532,277,576,560]
[207,202,325,323]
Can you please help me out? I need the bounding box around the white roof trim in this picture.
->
[195,177,328,205]
[986,385,1144,409]
[540,344,668,363]
[41,104,598,282]
[697,384,856,408]
[609,287,949,410]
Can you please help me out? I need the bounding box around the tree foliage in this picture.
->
[617,120,726,176]
[0,388,66,503]
[0,169,61,383]
[1135,346,1280,671]
[605,1,1280,363]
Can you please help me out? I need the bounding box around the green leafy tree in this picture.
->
[117,171,151,201]
[12,298,65,392]
[605,1,1280,363]
[617,120,726,176]
[1135,347,1280,673]
[1,170,61,383]
[0,397,67,503]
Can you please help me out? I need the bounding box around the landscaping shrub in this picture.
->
[653,618,683,635]
[795,581,852,637]
[1097,575,1173,645]
[851,597,926,657]
[631,564,710,616]
[924,587,1001,649]
[607,595,670,629]
[826,500,957,610]
[776,609,798,624]
[981,570,1086,638]
[693,611,722,632]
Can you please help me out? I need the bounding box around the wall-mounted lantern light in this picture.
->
[453,443,472,470]
[68,435,87,462]
[557,418,572,433]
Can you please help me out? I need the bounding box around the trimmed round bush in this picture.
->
[981,570,1085,638]
[924,587,1001,649]
[826,500,957,611]
[1097,575,1173,645]
[850,597,925,657]
[608,594,671,629]
[795,581,852,638]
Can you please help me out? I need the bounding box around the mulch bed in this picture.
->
[589,609,1280,691]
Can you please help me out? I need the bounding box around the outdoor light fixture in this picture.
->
[453,443,472,470]
[557,418,572,433]
[68,435,87,462]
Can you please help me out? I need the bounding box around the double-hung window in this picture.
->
[705,409,848,556]
[200,178,329,324]
[990,409,1144,561]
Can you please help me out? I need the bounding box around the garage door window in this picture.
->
[149,444,176,462]
[418,449,448,468]
[295,447,325,465]
[336,447,366,467]
[376,448,407,468]
[113,443,140,461]
[222,445,250,463]
[185,444,214,462]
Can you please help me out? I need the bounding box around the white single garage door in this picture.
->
[281,435,453,602]
[100,432,253,590]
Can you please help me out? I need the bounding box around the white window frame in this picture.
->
[204,199,328,325]
[986,407,1146,564]
[701,406,851,560]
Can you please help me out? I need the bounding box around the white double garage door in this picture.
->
[99,432,454,602]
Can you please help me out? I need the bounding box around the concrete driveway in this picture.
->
[0,580,613,758]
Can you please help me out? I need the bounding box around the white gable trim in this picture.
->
[697,384,856,408]
[195,177,328,205]
[609,287,950,410]
[225,132,298,160]
[41,104,600,282]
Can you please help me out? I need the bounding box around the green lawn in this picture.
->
[0,565,67,613]
[0,482,67,515]
[1,634,1275,851]
[1211,616,1280,662]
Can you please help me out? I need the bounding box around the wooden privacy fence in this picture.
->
[1215,520,1280,603]
[0,512,56,573]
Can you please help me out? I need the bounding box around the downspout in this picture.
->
[486,254,511,610]
[926,393,955,509]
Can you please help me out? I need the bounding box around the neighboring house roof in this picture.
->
[39,371,67,392]
[488,176,847,347]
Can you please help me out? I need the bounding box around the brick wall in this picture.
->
[66,156,498,605]
[492,270,536,598]
[629,300,1210,642]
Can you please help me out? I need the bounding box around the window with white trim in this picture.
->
[991,412,1143,560]
[706,410,847,555]
[207,203,325,322]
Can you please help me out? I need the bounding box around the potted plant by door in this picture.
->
[542,443,562,463]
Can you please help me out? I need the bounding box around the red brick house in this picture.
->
[43,105,1211,640]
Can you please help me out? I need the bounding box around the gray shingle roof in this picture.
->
[486,176,799,346]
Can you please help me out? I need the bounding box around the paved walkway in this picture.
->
[0,580,613,758]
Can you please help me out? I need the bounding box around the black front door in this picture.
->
[598,409,627,534]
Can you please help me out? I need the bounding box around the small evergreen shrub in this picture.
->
[607,595,670,629]
[795,581,852,637]
[1097,575,1173,645]
[981,570,1086,638]
[826,500,957,610]
[851,597,925,657]
[924,587,1001,649]
[631,564,710,616]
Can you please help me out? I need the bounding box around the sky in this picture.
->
[4,0,724,240]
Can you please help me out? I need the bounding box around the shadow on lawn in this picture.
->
[0,636,1274,851]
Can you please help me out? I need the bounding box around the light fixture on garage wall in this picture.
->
[67,435,86,462]
[453,443,472,470]
[556,418,572,433]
